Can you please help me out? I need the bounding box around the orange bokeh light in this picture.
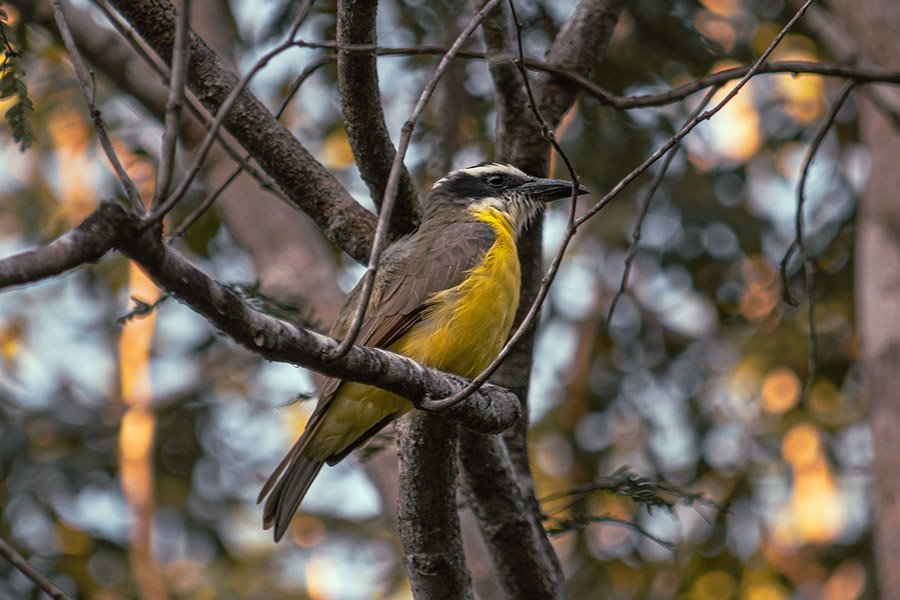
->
[761,367,800,414]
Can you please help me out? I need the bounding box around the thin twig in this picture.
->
[293,40,900,109]
[607,87,717,322]
[172,54,332,237]
[50,0,144,211]
[0,535,73,600]
[151,0,190,211]
[90,0,288,203]
[326,0,503,361]
[146,0,317,224]
[545,514,675,551]
[575,0,817,228]
[423,0,816,410]
[783,79,857,400]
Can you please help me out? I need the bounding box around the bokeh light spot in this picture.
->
[761,367,800,414]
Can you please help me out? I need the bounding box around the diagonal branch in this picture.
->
[0,204,520,434]
[146,1,317,223]
[49,0,144,211]
[336,0,420,234]
[150,0,189,210]
[295,40,900,109]
[0,209,117,288]
[0,536,72,600]
[104,0,376,261]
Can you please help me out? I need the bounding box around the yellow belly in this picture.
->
[309,207,521,460]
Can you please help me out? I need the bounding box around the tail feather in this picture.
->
[258,417,326,542]
[263,456,324,542]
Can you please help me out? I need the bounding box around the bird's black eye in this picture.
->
[486,174,505,187]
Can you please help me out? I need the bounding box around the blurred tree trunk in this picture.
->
[829,1,900,597]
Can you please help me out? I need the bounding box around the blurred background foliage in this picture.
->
[0,0,875,598]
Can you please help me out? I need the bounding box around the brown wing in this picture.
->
[310,218,496,420]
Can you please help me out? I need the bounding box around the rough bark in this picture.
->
[827,1,900,597]
[336,0,420,234]
[398,414,473,600]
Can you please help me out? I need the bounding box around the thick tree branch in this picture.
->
[535,0,625,136]
[336,0,419,234]
[104,0,376,261]
[398,415,473,600]
[471,0,532,160]
[0,204,520,434]
[0,210,116,288]
[458,432,562,600]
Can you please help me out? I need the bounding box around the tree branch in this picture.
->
[458,432,563,600]
[104,0,376,261]
[0,204,520,434]
[471,0,532,160]
[336,0,420,234]
[299,41,900,109]
[0,210,117,288]
[398,414,473,600]
[150,0,189,210]
[0,535,72,600]
[49,0,144,211]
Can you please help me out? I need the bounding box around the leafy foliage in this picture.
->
[0,4,34,151]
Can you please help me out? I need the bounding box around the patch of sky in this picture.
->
[151,301,210,398]
[3,277,116,407]
[726,497,762,559]
[300,458,382,520]
[256,361,315,408]
[640,202,681,250]
[57,484,130,545]
[836,470,872,543]
[530,320,578,422]
[704,422,751,475]
[152,507,218,565]
[551,252,598,321]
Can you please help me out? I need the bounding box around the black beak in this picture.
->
[518,177,591,202]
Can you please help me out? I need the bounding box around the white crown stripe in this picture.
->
[430,163,528,191]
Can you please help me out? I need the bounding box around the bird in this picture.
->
[258,162,590,541]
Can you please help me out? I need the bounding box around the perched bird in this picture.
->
[258,163,589,541]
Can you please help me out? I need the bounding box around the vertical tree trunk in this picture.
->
[855,102,900,599]
[398,414,474,599]
[828,2,900,597]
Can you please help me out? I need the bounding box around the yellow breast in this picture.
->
[395,206,521,376]
[309,208,521,459]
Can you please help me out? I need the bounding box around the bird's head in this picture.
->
[427,163,590,234]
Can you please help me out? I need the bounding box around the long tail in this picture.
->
[258,420,326,542]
